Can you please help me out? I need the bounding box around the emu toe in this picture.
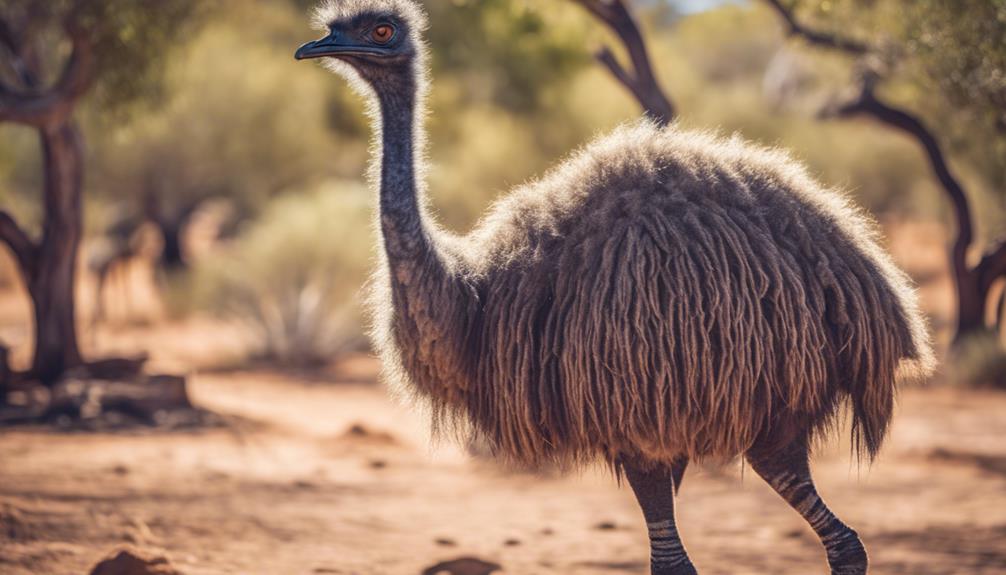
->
[651,558,698,575]
[825,528,868,575]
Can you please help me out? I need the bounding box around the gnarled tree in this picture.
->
[761,0,1006,343]
[0,0,201,385]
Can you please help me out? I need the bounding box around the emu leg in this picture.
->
[623,459,698,575]
[746,441,868,575]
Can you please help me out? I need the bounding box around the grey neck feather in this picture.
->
[375,71,427,261]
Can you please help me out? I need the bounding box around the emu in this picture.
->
[295,1,934,573]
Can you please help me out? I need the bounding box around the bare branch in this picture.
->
[0,210,37,277]
[572,0,675,124]
[823,82,974,277]
[976,241,1006,295]
[595,45,642,100]
[762,0,870,55]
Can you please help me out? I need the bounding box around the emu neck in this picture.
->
[373,69,475,403]
[376,78,425,260]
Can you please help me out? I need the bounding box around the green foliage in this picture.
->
[190,181,374,366]
[88,2,353,219]
[786,0,1006,195]
[653,3,941,216]
[0,0,209,235]
[902,0,1006,125]
[83,0,209,114]
[424,0,590,113]
[0,0,207,115]
[898,0,1006,193]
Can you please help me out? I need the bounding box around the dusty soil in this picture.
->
[2,349,1005,574]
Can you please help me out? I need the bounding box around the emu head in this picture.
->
[295,0,427,91]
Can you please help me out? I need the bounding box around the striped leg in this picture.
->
[746,442,868,575]
[623,459,698,575]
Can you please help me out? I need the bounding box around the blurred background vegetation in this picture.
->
[1,0,1003,374]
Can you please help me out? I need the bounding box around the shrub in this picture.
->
[192,181,374,367]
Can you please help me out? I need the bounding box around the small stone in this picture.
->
[420,556,502,575]
[88,547,181,575]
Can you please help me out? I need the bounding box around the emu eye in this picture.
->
[371,24,395,44]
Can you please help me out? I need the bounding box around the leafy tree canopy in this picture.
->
[785,0,1006,190]
[0,0,208,116]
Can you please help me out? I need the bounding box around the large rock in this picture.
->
[88,547,182,575]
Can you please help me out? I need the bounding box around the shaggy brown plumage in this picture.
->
[379,122,934,469]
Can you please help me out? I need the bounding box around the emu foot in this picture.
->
[651,558,698,575]
[826,529,868,575]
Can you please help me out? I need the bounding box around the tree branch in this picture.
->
[822,83,973,276]
[0,18,94,128]
[0,16,41,89]
[0,210,37,277]
[595,45,645,104]
[571,0,675,124]
[761,0,871,55]
[764,0,1006,336]
[976,240,1006,296]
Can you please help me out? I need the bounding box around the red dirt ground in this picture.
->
[3,349,1006,574]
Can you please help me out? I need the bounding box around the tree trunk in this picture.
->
[0,344,9,404]
[158,218,186,272]
[954,267,986,342]
[29,120,84,384]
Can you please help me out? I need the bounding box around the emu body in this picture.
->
[296,2,934,573]
[408,124,932,470]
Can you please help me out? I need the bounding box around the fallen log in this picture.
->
[47,373,190,423]
[0,371,215,429]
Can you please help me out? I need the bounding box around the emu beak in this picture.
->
[296,30,392,60]
[295,30,343,60]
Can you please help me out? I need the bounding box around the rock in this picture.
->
[342,423,397,442]
[338,423,399,446]
[88,547,181,575]
[421,556,502,575]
